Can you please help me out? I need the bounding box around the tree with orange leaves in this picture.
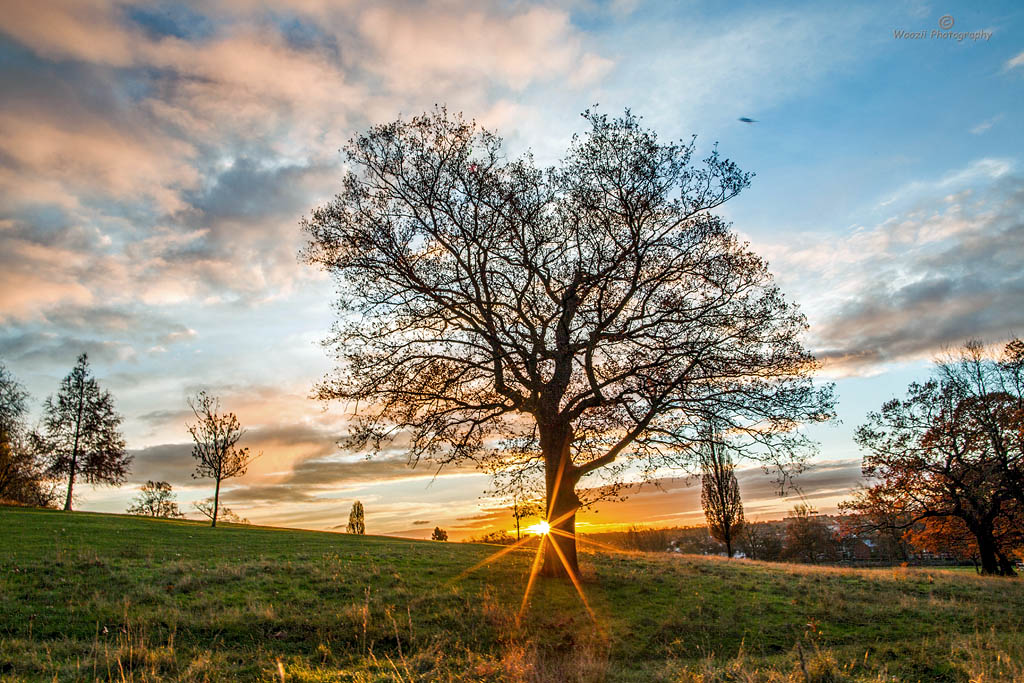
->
[849,340,1024,576]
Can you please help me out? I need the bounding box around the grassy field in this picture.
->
[1,506,1023,682]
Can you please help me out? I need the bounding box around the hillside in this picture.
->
[1,506,1022,682]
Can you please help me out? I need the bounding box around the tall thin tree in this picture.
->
[34,354,130,510]
[186,391,256,528]
[699,423,744,558]
[347,500,365,534]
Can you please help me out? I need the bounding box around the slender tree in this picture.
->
[303,108,834,577]
[699,423,744,558]
[347,500,365,534]
[186,391,256,527]
[33,354,130,510]
[127,480,184,518]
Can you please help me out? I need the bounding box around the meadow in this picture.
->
[1,505,1022,682]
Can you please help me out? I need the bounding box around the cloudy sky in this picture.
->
[1,0,1021,539]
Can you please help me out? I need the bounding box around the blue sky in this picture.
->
[0,0,1021,537]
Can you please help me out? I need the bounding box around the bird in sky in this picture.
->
[738,117,758,123]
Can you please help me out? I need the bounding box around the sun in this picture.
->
[526,520,550,536]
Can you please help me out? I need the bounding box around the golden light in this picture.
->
[527,520,550,535]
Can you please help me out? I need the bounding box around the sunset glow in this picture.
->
[0,2,1020,540]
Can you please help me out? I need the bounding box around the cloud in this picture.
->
[760,160,1024,375]
[970,114,1003,135]
[1005,50,1024,70]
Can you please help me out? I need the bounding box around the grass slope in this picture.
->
[1,506,1022,682]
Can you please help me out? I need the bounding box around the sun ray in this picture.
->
[450,533,537,582]
[550,529,631,556]
[516,537,547,626]
[547,531,598,625]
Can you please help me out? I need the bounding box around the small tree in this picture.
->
[431,526,448,541]
[699,422,744,558]
[783,504,837,564]
[127,480,184,518]
[193,497,249,524]
[737,522,784,561]
[187,391,257,528]
[33,354,130,511]
[347,500,365,534]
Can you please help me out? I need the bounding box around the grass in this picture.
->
[1,506,1023,682]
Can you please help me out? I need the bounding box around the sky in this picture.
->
[1,0,1022,539]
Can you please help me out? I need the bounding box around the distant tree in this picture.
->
[838,486,912,563]
[467,529,516,545]
[0,361,29,437]
[852,341,1024,576]
[186,391,257,528]
[783,504,837,564]
[33,354,130,511]
[193,498,248,524]
[699,422,744,557]
[736,522,784,562]
[127,480,184,518]
[431,526,448,541]
[303,108,835,578]
[193,497,249,524]
[347,500,365,534]
[0,362,54,506]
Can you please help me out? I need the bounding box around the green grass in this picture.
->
[2,506,1022,682]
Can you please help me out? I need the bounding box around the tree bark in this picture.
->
[212,476,221,528]
[540,425,580,578]
[975,531,1000,576]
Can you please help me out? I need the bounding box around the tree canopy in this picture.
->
[304,108,834,576]
[850,340,1024,576]
[33,354,130,511]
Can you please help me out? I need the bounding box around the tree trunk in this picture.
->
[975,532,1000,576]
[996,550,1017,577]
[726,536,733,558]
[63,466,75,511]
[65,382,85,511]
[212,477,221,528]
[540,425,580,579]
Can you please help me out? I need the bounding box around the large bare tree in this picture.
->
[303,109,834,577]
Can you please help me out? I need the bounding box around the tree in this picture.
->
[0,362,54,506]
[33,354,130,511]
[347,500,365,534]
[0,361,29,438]
[127,480,184,518]
[783,504,837,564]
[699,422,744,557]
[186,391,257,528]
[852,341,1024,576]
[193,498,249,524]
[737,522,784,561]
[838,486,912,563]
[303,108,834,578]
[432,526,449,541]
